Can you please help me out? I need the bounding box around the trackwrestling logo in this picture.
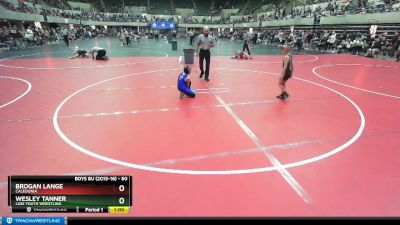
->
[2,217,64,225]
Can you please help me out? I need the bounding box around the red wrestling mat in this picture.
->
[0,54,399,216]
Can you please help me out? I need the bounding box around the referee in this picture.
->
[196,26,215,82]
[242,31,251,55]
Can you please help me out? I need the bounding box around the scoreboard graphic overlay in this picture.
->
[8,176,132,214]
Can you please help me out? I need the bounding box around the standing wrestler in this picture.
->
[277,46,293,100]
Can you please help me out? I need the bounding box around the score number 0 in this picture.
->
[119,184,125,205]
[117,177,128,205]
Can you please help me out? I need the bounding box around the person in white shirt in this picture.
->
[120,29,126,46]
[88,47,109,60]
[189,30,195,45]
[124,29,131,45]
[62,27,69,46]
[196,26,215,81]
[327,31,337,50]
[242,31,251,55]
[24,27,34,40]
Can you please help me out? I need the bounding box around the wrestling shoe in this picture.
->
[283,92,289,98]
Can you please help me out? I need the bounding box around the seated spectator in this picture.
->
[366,37,382,58]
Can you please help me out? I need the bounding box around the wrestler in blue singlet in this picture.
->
[177,72,195,98]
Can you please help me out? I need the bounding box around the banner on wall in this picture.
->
[151,22,176,29]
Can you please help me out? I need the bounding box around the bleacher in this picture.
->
[218,0,251,16]
[43,0,71,10]
[149,0,173,14]
[0,0,18,9]
[0,0,36,13]
[316,24,400,41]
[124,0,148,7]
[0,0,398,26]
[239,0,259,15]
[251,0,270,13]
[173,0,193,9]
[230,0,247,9]
[261,23,400,43]
[194,0,211,15]
[67,1,91,10]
